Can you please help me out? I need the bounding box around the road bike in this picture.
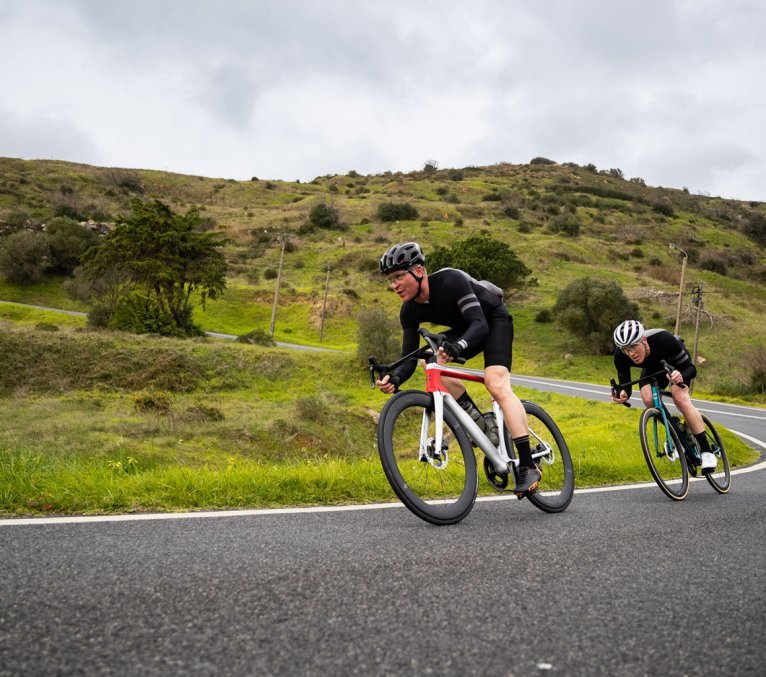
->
[611,361,731,501]
[369,328,574,525]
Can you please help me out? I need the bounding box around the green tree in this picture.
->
[427,235,533,292]
[0,230,50,283]
[82,200,227,335]
[552,278,640,354]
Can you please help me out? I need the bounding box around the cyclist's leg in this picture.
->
[481,311,538,493]
[670,383,704,434]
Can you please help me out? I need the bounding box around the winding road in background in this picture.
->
[2,301,765,675]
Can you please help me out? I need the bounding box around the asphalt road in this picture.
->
[2,468,765,676]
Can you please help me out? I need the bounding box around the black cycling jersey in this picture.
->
[614,329,696,397]
[392,268,511,384]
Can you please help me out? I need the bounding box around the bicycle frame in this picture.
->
[647,382,701,465]
[423,361,551,475]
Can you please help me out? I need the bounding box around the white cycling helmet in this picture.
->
[613,320,645,348]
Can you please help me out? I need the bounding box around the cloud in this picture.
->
[1,0,765,200]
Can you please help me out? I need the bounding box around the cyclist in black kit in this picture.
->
[374,242,540,496]
[611,319,717,472]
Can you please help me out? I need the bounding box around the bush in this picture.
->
[134,390,172,413]
[652,202,675,217]
[0,230,50,283]
[264,268,278,280]
[45,216,99,275]
[548,213,582,237]
[427,235,533,292]
[700,257,728,276]
[377,202,419,222]
[356,307,401,366]
[309,203,344,230]
[530,157,556,165]
[742,212,766,246]
[237,329,276,346]
[108,292,184,336]
[748,346,766,394]
[535,309,553,323]
[552,278,640,354]
[503,205,521,219]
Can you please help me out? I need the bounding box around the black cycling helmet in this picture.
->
[379,242,425,275]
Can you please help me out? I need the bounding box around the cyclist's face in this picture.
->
[621,339,646,362]
[387,267,419,300]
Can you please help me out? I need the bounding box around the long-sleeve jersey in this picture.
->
[392,268,505,384]
[613,329,696,397]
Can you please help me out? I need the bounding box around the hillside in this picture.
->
[1,156,765,398]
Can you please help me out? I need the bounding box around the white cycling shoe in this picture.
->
[700,451,718,472]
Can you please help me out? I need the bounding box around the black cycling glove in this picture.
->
[441,340,463,361]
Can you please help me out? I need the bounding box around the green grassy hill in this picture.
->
[1,156,764,397]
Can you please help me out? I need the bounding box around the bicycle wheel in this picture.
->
[377,390,478,525]
[701,415,731,494]
[639,408,689,500]
[516,401,575,513]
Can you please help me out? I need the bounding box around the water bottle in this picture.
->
[459,399,488,434]
[483,412,500,446]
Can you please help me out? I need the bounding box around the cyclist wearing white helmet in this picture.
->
[611,320,717,470]
[376,242,541,497]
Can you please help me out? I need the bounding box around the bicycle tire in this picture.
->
[377,390,478,525]
[519,401,575,513]
[639,408,689,501]
[701,415,731,494]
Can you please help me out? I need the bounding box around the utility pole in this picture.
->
[319,266,330,343]
[269,234,286,338]
[669,244,688,335]
[690,283,704,395]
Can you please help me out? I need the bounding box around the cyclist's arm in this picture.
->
[390,314,420,385]
[614,350,633,399]
[446,275,490,357]
[660,333,696,385]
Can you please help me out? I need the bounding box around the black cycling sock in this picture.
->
[694,431,711,452]
[456,391,478,410]
[513,435,534,468]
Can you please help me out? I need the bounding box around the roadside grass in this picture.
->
[0,351,757,516]
[0,302,86,329]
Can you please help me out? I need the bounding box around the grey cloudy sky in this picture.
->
[2,0,765,200]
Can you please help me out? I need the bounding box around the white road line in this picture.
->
[514,377,766,420]
[3,445,764,527]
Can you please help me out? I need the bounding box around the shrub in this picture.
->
[309,203,344,230]
[427,235,533,292]
[700,257,728,276]
[748,346,766,394]
[742,212,766,246]
[377,202,419,222]
[535,309,553,323]
[483,192,502,202]
[45,216,99,275]
[503,205,521,219]
[108,291,183,336]
[552,278,640,354]
[447,169,464,181]
[237,329,276,346]
[0,230,50,283]
[652,202,675,217]
[530,157,556,165]
[548,213,582,236]
[356,307,401,366]
[133,390,172,414]
[264,268,278,280]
